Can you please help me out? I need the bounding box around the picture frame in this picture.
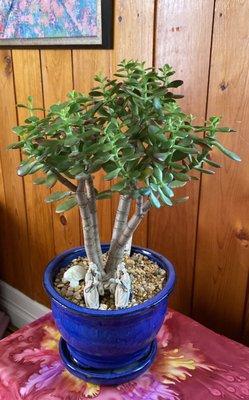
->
[0,0,113,49]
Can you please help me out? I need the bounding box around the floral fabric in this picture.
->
[0,310,249,399]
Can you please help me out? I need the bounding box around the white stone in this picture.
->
[99,303,108,310]
[63,264,86,288]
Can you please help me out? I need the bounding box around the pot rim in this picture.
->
[43,244,176,317]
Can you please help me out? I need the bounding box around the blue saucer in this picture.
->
[59,337,157,386]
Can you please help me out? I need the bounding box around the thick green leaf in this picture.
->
[75,171,90,179]
[111,180,126,191]
[7,141,25,149]
[173,172,190,182]
[12,126,26,135]
[204,158,222,168]
[161,184,174,198]
[56,197,78,213]
[148,125,160,134]
[194,166,215,174]
[45,174,57,188]
[167,80,183,88]
[139,187,151,196]
[153,97,162,110]
[64,136,79,147]
[172,196,189,204]
[150,182,158,191]
[169,180,187,189]
[104,168,121,180]
[154,166,163,181]
[154,153,169,161]
[164,172,174,182]
[89,90,103,97]
[174,145,198,154]
[218,127,236,133]
[17,161,35,176]
[150,192,161,208]
[45,191,70,203]
[158,188,173,206]
[96,190,112,199]
[28,163,43,174]
[33,176,47,185]
[213,142,241,162]
[69,165,84,176]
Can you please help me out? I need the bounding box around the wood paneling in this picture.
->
[149,0,215,314]
[0,0,248,342]
[193,0,249,340]
[12,50,54,305]
[0,50,31,294]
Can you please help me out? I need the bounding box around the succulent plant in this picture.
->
[9,60,240,305]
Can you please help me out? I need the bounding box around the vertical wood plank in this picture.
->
[149,0,215,314]
[111,0,155,247]
[193,0,249,339]
[72,50,112,243]
[41,50,81,253]
[0,139,8,282]
[12,50,54,305]
[0,50,31,294]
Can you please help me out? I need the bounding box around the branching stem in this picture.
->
[50,168,77,192]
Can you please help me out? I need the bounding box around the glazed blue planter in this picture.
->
[43,245,176,385]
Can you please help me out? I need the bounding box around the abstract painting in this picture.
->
[0,0,113,47]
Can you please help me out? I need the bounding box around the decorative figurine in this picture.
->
[112,262,131,309]
[84,263,103,309]
[63,264,86,288]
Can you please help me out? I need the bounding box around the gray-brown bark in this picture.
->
[105,197,151,275]
[76,179,103,272]
[110,195,132,247]
[124,235,133,256]
[85,176,104,272]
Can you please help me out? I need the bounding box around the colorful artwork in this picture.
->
[0,0,112,47]
[1,310,249,399]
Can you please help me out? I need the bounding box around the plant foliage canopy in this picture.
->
[9,60,240,276]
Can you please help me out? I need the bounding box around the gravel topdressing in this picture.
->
[54,253,167,310]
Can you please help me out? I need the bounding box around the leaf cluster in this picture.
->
[9,60,240,212]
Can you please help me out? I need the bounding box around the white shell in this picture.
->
[63,264,86,288]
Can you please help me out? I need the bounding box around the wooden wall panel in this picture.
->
[193,0,249,340]
[149,0,215,314]
[12,50,54,305]
[40,50,81,253]
[0,50,31,294]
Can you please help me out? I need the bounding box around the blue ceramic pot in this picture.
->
[43,245,176,385]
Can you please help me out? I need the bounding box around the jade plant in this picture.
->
[9,60,240,308]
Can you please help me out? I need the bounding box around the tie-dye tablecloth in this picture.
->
[0,311,249,400]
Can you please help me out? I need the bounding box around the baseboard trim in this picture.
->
[0,280,50,328]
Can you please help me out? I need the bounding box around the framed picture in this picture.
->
[0,0,113,48]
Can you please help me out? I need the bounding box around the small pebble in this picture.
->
[57,283,64,288]
[99,304,108,310]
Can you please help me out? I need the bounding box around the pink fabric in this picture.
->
[0,310,249,399]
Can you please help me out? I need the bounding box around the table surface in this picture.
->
[0,310,249,400]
